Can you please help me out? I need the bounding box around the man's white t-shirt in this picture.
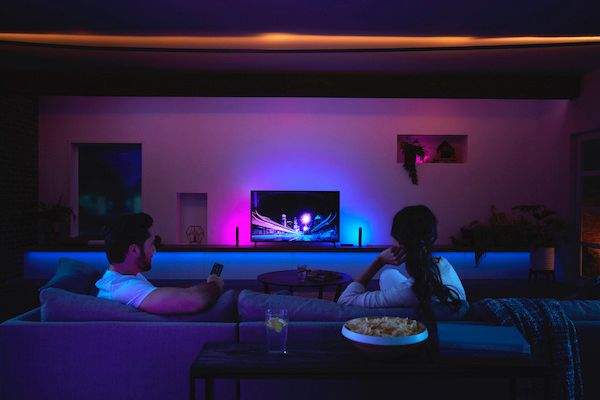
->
[337,257,466,308]
[96,270,157,308]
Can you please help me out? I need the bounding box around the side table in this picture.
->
[257,269,352,301]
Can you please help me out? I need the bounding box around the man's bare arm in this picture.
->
[138,282,221,315]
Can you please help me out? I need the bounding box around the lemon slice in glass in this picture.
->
[266,317,288,333]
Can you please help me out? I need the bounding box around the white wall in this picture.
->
[39,96,569,247]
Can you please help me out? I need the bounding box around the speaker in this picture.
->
[235,227,239,247]
[358,227,363,247]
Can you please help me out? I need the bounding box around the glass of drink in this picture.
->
[265,309,289,354]
[297,265,307,282]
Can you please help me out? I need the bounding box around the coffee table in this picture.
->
[257,269,352,301]
[189,323,551,400]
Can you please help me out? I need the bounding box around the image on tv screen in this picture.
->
[251,191,339,242]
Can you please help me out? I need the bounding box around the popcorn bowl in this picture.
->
[341,317,429,359]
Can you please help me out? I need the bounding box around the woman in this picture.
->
[337,205,466,318]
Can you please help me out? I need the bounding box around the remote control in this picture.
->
[210,262,224,276]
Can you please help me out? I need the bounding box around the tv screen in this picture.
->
[251,191,340,242]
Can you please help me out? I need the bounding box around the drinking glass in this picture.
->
[265,309,289,354]
[297,265,308,282]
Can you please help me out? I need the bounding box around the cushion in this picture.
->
[559,300,600,321]
[237,289,418,322]
[40,287,238,322]
[467,299,600,322]
[431,300,470,321]
[465,299,497,321]
[40,257,103,295]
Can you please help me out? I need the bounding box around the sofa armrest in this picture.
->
[5,307,41,322]
[0,321,237,400]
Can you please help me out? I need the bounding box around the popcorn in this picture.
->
[345,317,422,337]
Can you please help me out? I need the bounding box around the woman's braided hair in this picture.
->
[391,205,461,319]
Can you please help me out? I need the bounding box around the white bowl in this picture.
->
[341,317,429,358]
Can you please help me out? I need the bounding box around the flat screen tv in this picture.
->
[251,191,339,242]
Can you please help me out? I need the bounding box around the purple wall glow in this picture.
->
[39,96,569,246]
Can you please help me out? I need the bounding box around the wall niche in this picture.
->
[397,135,467,164]
[177,193,208,245]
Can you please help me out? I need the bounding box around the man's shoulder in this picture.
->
[98,270,144,285]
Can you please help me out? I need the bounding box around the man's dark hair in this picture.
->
[105,213,153,264]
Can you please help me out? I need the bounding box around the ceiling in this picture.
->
[2,1,599,37]
[3,39,600,75]
[2,1,600,97]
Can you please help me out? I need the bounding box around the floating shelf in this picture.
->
[397,134,467,164]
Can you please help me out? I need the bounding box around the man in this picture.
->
[96,213,224,314]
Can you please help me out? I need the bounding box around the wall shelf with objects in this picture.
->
[397,135,467,164]
[177,193,208,245]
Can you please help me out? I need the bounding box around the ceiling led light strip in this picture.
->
[1,33,600,51]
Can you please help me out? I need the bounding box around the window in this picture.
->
[576,131,600,277]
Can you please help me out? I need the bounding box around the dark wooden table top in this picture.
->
[257,269,353,288]
[190,324,549,380]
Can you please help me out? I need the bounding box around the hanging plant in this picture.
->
[400,139,425,185]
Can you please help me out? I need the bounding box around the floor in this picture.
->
[0,276,578,323]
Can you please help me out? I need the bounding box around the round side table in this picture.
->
[257,269,353,301]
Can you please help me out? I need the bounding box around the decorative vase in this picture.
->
[530,247,555,271]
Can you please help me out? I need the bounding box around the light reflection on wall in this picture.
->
[25,250,530,280]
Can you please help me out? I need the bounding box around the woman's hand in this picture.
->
[355,246,406,287]
[377,246,406,266]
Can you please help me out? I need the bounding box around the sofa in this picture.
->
[2,258,600,400]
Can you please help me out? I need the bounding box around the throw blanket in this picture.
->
[480,298,584,400]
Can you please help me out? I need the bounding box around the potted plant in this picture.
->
[511,205,567,272]
[400,138,425,185]
[451,206,528,265]
[37,198,76,243]
[452,205,566,268]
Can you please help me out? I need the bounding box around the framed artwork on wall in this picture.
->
[77,143,142,239]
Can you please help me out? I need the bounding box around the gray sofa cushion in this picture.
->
[464,300,492,321]
[559,300,600,321]
[40,257,103,295]
[237,289,418,321]
[468,299,600,322]
[40,287,237,322]
[431,300,470,321]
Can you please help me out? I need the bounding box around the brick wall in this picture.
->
[0,96,38,281]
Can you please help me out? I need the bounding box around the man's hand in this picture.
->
[207,274,224,293]
[377,246,406,266]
